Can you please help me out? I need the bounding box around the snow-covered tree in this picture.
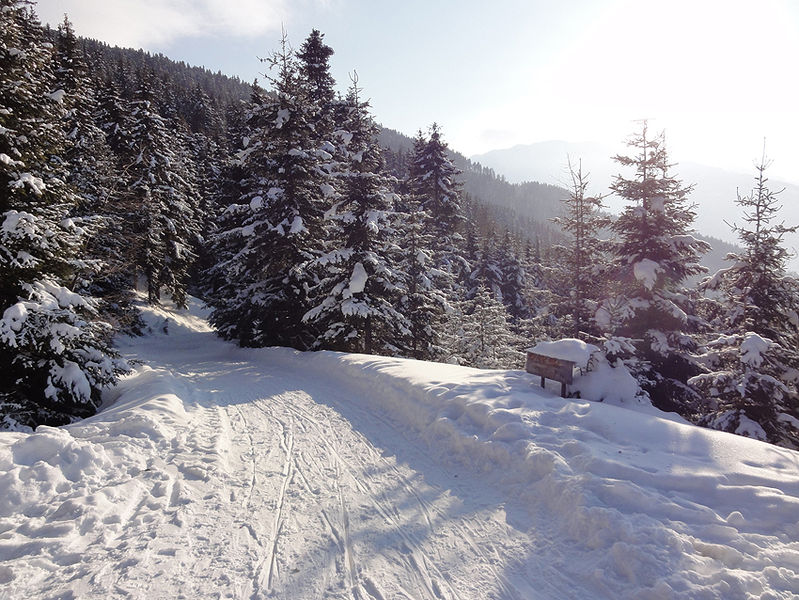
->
[397,204,448,360]
[390,131,449,360]
[304,77,410,354]
[495,230,529,321]
[126,72,199,307]
[600,122,709,411]
[550,159,609,337]
[691,157,799,447]
[407,123,466,278]
[296,28,336,133]
[53,17,115,212]
[0,1,126,429]
[52,18,140,330]
[207,35,330,349]
[444,284,523,369]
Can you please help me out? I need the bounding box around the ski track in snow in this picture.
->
[3,298,799,599]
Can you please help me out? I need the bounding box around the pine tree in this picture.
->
[303,76,409,354]
[393,130,449,360]
[445,284,522,369]
[398,204,447,359]
[296,29,336,125]
[53,17,140,330]
[207,35,329,349]
[407,123,466,277]
[691,155,799,447]
[0,1,126,429]
[494,230,529,321]
[126,71,199,306]
[600,122,709,411]
[551,159,610,337]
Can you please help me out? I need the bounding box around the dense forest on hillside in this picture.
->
[2,1,799,450]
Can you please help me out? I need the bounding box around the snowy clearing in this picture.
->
[2,299,799,599]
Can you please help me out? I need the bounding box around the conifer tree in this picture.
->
[551,159,609,336]
[0,0,126,429]
[52,17,140,329]
[398,204,447,359]
[407,123,466,277]
[207,35,329,349]
[600,122,709,411]
[126,71,199,306]
[296,29,336,123]
[445,284,522,369]
[495,230,530,322]
[691,156,799,447]
[393,130,449,360]
[303,77,409,354]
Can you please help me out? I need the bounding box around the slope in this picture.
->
[1,299,799,599]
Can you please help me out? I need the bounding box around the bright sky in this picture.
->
[35,0,799,183]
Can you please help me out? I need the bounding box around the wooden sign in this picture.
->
[525,351,575,397]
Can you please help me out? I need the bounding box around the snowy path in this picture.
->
[3,299,799,599]
[1,305,552,599]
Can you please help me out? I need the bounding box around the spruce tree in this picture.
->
[551,159,610,337]
[126,71,199,306]
[601,122,709,411]
[207,35,329,349]
[303,77,409,354]
[691,156,799,447]
[0,0,126,429]
[394,130,449,360]
[296,29,336,127]
[407,123,466,277]
[445,284,522,369]
[53,17,140,330]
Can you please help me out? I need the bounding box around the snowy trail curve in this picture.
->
[0,304,533,599]
[4,299,799,599]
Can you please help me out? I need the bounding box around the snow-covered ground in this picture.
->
[2,299,799,599]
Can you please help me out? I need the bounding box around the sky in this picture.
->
[35,0,799,184]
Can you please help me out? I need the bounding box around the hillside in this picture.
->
[2,298,799,598]
[473,141,799,270]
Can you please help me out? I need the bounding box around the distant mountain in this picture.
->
[473,141,799,271]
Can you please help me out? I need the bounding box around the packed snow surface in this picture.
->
[2,299,799,599]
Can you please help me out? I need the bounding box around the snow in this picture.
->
[10,173,46,195]
[571,355,643,404]
[528,338,598,369]
[346,261,368,296]
[740,332,772,367]
[0,153,19,166]
[3,297,799,598]
[633,258,662,291]
[249,195,263,210]
[48,89,66,103]
[288,215,304,234]
[319,183,335,198]
[274,108,290,129]
[44,360,91,402]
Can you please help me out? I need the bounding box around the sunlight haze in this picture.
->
[35,0,799,183]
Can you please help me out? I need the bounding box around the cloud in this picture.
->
[35,0,291,49]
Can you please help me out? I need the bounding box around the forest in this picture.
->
[2,0,798,450]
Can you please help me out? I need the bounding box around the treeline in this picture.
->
[1,1,798,450]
